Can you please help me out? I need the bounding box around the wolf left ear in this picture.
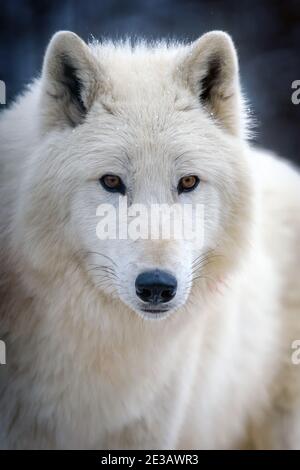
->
[40,31,102,132]
[179,31,245,138]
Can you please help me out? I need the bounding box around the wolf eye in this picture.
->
[178,175,199,194]
[100,174,126,195]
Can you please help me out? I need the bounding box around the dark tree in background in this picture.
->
[0,0,300,165]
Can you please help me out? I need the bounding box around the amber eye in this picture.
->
[178,175,200,194]
[100,174,126,195]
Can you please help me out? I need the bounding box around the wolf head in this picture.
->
[14,31,253,320]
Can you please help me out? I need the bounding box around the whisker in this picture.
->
[86,251,118,267]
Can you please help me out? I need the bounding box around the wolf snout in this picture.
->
[135,269,177,305]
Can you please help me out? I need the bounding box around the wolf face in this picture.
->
[14,31,254,320]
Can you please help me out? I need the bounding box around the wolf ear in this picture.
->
[40,31,101,131]
[180,31,245,137]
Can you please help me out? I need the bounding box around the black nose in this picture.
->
[135,270,177,304]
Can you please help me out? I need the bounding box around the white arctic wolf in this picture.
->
[0,30,300,450]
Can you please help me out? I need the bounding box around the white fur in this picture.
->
[0,31,300,449]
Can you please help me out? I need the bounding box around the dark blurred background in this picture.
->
[0,0,300,164]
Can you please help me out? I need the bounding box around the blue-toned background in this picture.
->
[1,0,300,164]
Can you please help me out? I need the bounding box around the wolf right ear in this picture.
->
[179,31,246,138]
[40,31,102,131]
